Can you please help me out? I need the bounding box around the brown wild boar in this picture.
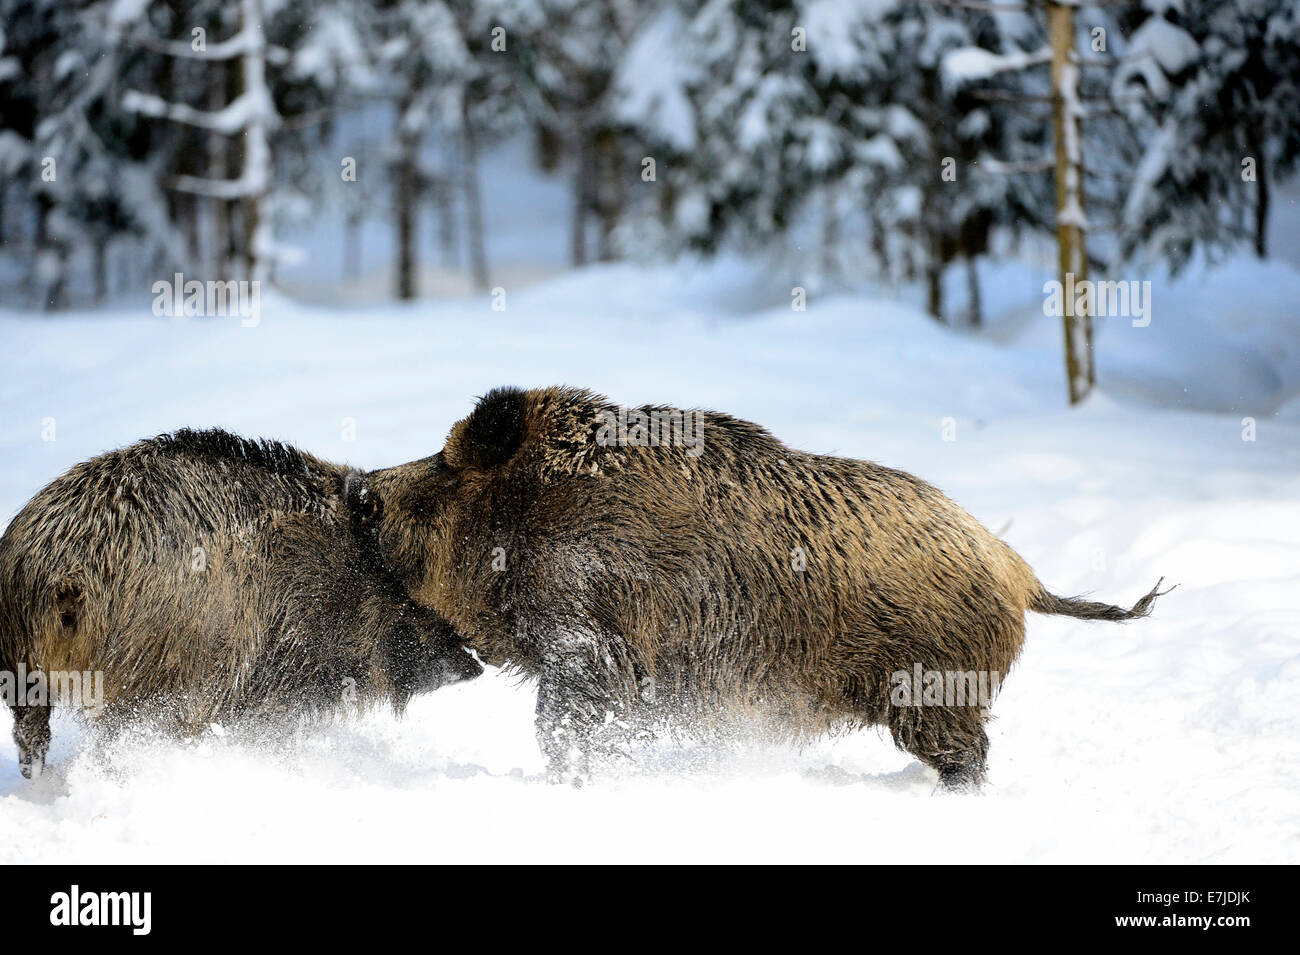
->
[371,386,1168,790]
[0,429,481,779]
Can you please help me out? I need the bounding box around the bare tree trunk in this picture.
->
[208,53,228,279]
[926,255,944,323]
[175,74,200,269]
[594,127,622,262]
[395,153,418,299]
[223,56,240,275]
[93,236,109,303]
[394,91,419,300]
[1252,130,1269,258]
[1049,0,1093,405]
[228,201,245,278]
[345,206,361,281]
[658,176,677,231]
[534,123,563,172]
[570,114,590,268]
[36,195,65,311]
[869,207,891,280]
[181,193,200,267]
[243,195,260,282]
[920,66,946,323]
[461,97,489,290]
[821,186,839,278]
[965,253,981,327]
[433,176,457,268]
[240,0,271,284]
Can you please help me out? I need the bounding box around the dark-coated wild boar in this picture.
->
[371,386,1168,790]
[0,429,481,779]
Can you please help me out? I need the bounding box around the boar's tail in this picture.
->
[1029,577,1174,621]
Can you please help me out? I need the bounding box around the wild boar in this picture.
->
[371,386,1167,790]
[0,428,481,778]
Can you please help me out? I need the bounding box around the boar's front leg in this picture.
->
[535,678,594,787]
[535,634,625,787]
[12,702,51,779]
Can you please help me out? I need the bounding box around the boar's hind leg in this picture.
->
[889,703,989,793]
[11,702,51,780]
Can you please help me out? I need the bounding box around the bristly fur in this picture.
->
[371,386,1168,789]
[0,428,481,778]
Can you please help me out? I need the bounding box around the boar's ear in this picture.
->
[458,386,527,470]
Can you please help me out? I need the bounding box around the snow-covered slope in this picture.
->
[1,259,1297,863]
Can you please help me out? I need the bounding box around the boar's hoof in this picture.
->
[545,766,589,788]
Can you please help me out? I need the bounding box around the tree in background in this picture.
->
[0,0,184,308]
[614,0,1051,325]
[880,0,1053,325]
[0,0,1296,317]
[271,0,377,282]
[1115,0,1300,270]
[490,0,648,266]
[123,0,278,282]
[447,0,525,290]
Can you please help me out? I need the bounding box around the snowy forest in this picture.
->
[1,0,1299,864]
[2,0,1297,324]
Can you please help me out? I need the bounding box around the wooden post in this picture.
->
[1048,0,1094,405]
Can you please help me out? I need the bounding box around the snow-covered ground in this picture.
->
[1,252,1298,863]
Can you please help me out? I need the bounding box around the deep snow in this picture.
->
[1,254,1298,863]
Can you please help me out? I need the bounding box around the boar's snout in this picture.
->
[379,620,483,700]
[436,642,484,688]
